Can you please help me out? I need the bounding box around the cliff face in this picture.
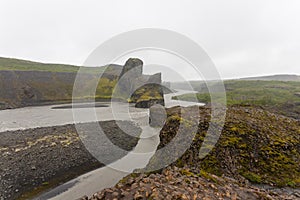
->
[0,58,164,109]
[0,69,122,109]
[0,71,77,109]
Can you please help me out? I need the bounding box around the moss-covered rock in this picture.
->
[147,105,300,187]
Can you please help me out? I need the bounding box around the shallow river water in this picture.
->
[0,90,203,200]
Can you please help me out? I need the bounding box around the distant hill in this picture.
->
[0,57,123,109]
[175,80,300,119]
[0,57,82,72]
[167,74,300,91]
[240,74,300,82]
[0,57,164,110]
[0,57,123,74]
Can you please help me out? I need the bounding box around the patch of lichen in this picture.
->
[155,105,300,187]
[130,84,164,103]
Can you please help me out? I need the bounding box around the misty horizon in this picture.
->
[1,56,299,82]
[1,0,300,80]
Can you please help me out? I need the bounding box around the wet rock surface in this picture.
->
[0,121,140,200]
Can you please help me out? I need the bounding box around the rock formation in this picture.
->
[119,58,143,78]
[116,58,165,108]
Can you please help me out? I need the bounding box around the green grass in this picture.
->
[0,57,106,73]
[174,80,300,119]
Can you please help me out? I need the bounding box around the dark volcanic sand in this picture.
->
[0,121,141,200]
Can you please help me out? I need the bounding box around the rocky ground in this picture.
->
[81,105,300,200]
[84,166,300,200]
[147,105,300,187]
[1,104,299,200]
[0,121,141,200]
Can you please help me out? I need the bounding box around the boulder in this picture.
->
[149,104,167,127]
[119,58,143,78]
[117,58,144,98]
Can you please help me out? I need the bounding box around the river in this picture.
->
[0,90,203,200]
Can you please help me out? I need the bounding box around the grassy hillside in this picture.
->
[0,57,80,72]
[174,80,300,119]
[169,74,300,91]
[0,57,110,73]
[0,57,163,109]
[241,74,300,81]
[0,57,124,109]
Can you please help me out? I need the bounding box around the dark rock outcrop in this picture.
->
[116,58,165,108]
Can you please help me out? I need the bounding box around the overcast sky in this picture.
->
[0,0,300,80]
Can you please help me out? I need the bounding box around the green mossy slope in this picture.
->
[175,80,300,119]
[148,105,300,187]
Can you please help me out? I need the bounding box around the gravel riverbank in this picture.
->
[0,121,141,200]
